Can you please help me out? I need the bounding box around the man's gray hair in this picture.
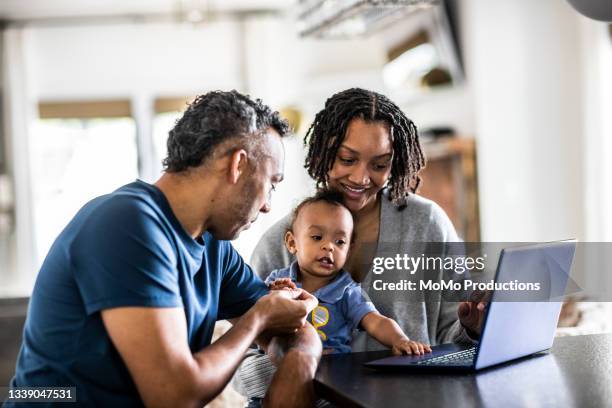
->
[163,90,290,172]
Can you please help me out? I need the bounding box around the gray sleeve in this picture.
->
[231,349,276,398]
[427,201,477,345]
[250,213,295,280]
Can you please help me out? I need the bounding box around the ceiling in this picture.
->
[0,0,292,22]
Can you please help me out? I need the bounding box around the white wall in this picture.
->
[2,28,38,296]
[580,18,612,242]
[464,0,586,241]
[30,21,243,99]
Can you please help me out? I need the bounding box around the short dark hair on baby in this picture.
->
[288,189,354,235]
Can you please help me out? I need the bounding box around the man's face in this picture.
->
[212,128,285,240]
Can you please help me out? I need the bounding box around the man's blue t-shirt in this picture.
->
[8,180,268,407]
[265,261,376,354]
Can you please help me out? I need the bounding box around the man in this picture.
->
[9,91,322,407]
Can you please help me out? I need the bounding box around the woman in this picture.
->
[233,88,484,403]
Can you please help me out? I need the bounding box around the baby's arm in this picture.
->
[360,312,432,356]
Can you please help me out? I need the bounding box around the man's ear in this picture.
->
[227,149,249,184]
[285,230,297,255]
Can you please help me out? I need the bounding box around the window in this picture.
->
[153,97,195,166]
[31,101,138,264]
[153,111,180,168]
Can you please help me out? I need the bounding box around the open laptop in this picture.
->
[364,240,576,371]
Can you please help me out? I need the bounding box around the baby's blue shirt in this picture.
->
[266,261,377,353]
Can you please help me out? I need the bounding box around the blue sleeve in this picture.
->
[72,197,182,315]
[263,268,286,286]
[217,241,269,320]
[342,284,378,331]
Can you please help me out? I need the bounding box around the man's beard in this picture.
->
[218,181,258,240]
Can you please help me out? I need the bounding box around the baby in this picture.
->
[266,190,432,355]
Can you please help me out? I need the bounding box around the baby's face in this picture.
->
[287,201,353,278]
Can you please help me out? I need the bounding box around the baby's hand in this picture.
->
[268,278,297,291]
[391,337,432,356]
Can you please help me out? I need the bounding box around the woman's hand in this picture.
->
[458,289,491,338]
[391,337,432,356]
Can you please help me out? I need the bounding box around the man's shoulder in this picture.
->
[83,182,165,227]
[62,182,175,255]
[99,181,162,212]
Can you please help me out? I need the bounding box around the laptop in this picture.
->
[364,240,576,371]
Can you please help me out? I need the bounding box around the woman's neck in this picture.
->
[353,194,381,226]
[343,194,382,283]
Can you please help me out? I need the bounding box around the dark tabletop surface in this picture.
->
[314,333,612,408]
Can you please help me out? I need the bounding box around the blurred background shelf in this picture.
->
[419,136,480,242]
[0,298,28,388]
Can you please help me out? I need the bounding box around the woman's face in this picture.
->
[327,118,393,213]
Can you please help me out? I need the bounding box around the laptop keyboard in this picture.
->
[415,347,477,366]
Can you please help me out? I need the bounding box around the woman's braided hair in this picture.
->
[304,88,426,206]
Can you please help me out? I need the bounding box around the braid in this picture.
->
[304,88,426,206]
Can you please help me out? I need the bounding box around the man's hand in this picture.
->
[252,288,318,335]
[458,289,491,337]
[391,337,432,356]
